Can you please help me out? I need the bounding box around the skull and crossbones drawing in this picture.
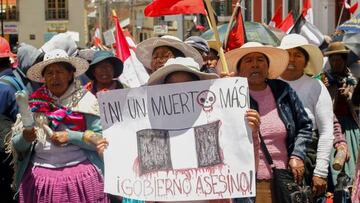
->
[197,90,216,112]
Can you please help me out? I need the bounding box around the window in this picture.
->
[45,0,68,20]
[1,0,18,21]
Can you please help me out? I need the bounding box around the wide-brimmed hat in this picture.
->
[218,42,289,79]
[27,49,89,83]
[135,35,203,69]
[148,57,219,85]
[85,51,123,80]
[278,34,324,75]
[324,42,350,56]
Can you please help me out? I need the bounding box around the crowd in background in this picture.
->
[0,28,359,203]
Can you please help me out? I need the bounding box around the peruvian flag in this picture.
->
[113,16,149,87]
[302,0,313,24]
[144,0,206,17]
[269,6,282,28]
[344,0,359,14]
[93,27,102,47]
[226,4,246,51]
[278,11,295,33]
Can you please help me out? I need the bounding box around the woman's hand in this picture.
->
[288,158,304,184]
[245,109,261,135]
[220,71,236,78]
[96,138,109,156]
[51,131,69,146]
[23,128,36,142]
[312,176,327,197]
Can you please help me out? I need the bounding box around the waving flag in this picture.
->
[290,13,324,47]
[269,6,282,28]
[226,5,246,51]
[144,0,206,17]
[278,11,294,33]
[302,0,313,24]
[113,15,149,87]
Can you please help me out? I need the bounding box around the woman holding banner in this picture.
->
[9,49,109,203]
[220,42,313,203]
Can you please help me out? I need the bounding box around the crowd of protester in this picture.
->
[0,29,359,203]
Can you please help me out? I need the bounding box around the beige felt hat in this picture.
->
[218,42,289,79]
[135,35,203,69]
[324,42,350,56]
[148,57,219,85]
[27,49,89,83]
[278,34,324,75]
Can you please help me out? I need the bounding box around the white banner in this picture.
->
[98,77,255,201]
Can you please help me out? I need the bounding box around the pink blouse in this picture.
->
[250,86,288,180]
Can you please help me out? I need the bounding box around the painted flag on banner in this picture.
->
[278,11,294,33]
[113,16,149,87]
[302,0,313,24]
[226,5,246,51]
[144,0,206,17]
[269,6,282,28]
[290,14,324,47]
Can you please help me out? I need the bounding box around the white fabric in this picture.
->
[281,75,334,178]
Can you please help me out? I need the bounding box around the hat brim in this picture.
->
[86,56,123,80]
[135,37,203,69]
[218,46,289,79]
[279,44,324,75]
[148,64,219,85]
[324,50,350,56]
[27,57,89,83]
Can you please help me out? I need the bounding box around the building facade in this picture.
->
[2,0,88,49]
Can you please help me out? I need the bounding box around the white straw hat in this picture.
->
[27,49,89,83]
[135,35,203,69]
[278,34,324,75]
[148,57,218,85]
[218,42,289,79]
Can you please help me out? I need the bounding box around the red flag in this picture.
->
[93,27,102,47]
[113,16,130,62]
[269,6,282,28]
[278,11,294,33]
[302,0,313,23]
[144,0,206,17]
[226,7,246,51]
[344,0,351,9]
[349,2,358,14]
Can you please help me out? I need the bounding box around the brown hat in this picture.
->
[324,42,350,56]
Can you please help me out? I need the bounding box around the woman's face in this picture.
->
[329,54,346,74]
[93,61,115,84]
[151,46,175,72]
[43,63,73,97]
[281,48,306,80]
[237,52,269,90]
[164,71,199,84]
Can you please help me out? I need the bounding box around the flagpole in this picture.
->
[337,4,345,28]
[204,0,229,73]
[224,0,241,51]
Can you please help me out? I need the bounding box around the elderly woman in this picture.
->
[278,34,334,197]
[85,50,124,95]
[221,42,313,203]
[10,49,108,202]
[135,35,203,75]
[322,42,359,185]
